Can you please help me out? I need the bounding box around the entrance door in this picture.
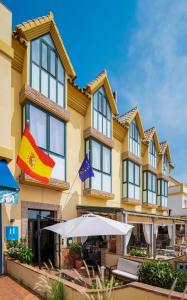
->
[28,209,56,266]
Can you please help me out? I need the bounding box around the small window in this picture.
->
[93,87,112,138]
[122,160,140,200]
[129,119,140,157]
[157,179,168,207]
[143,171,157,204]
[85,139,112,193]
[149,139,157,168]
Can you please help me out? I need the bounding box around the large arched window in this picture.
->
[149,139,157,168]
[93,87,112,138]
[129,119,140,156]
[30,34,65,107]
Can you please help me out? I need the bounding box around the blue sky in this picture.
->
[3,0,187,182]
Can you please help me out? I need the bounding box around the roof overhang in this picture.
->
[85,70,119,116]
[14,12,76,80]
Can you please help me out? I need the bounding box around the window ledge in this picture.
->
[83,127,114,148]
[142,164,158,174]
[157,206,169,211]
[142,203,158,209]
[122,197,142,205]
[20,84,70,122]
[19,172,70,191]
[121,151,143,165]
[83,188,114,200]
[157,173,170,181]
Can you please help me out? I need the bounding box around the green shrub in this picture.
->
[138,261,174,289]
[174,271,187,293]
[130,248,150,257]
[7,240,33,265]
[69,243,84,259]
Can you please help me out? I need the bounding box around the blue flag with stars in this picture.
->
[79,154,94,182]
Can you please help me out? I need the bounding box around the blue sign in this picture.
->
[0,189,18,204]
[5,226,19,241]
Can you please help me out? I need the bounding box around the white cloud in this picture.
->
[112,0,187,182]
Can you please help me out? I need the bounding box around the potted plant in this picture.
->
[69,243,84,269]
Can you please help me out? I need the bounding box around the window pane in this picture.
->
[93,93,98,110]
[103,97,107,116]
[128,183,134,198]
[93,111,98,130]
[50,155,65,181]
[98,93,102,112]
[102,174,111,192]
[143,172,146,190]
[30,105,47,149]
[50,116,64,156]
[42,34,54,48]
[58,83,64,107]
[42,42,48,70]
[31,63,39,91]
[31,39,40,64]
[50,50,56,76]
[58,58,65,83]
[91,170,101,190]
[107,103,111,120]
[123,183,127,198]
[92,140,101,170]
[134,165,139,185]
[107,120,111,138]
[148,173,152,190]
[128,161,134,183]
[41,70,48,97]
[103,147,110,174]
[98,114,102,132]
[50,76,56,102]
[103,118,107,136]
[123,161,127,182]
[135,186,140,200]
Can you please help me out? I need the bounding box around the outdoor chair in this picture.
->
[109,257,139,281]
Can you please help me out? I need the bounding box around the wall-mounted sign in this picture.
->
[0,189,18,204]
[5,226,19,241]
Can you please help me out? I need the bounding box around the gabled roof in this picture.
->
[159,141,172,163]
[143,127,160,151]
[118,107,145,138]
[85,70,119,116]
[14,12,76,80]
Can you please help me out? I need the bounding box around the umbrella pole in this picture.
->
[37,214,42,269]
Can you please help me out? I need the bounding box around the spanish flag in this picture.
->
[17,124,55,184]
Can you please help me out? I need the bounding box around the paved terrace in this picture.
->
[0,276,41,300]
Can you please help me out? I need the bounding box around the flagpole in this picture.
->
[62,171,79,210]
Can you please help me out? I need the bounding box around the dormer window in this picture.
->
[93,87,112,138]
[163,153,168,175]
[30,34,65,107]
[129,119,140,156]
[149,139,157,168]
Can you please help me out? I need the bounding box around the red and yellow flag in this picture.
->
[17,125,55,184]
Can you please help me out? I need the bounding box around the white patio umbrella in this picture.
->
[43,213,133,237]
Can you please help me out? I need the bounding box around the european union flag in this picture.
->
[79,154,94,182]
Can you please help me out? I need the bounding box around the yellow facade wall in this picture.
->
[0,3,174,254]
